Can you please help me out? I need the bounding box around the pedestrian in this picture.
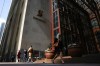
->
[11,55,15,62]
[17,50,21,62]
[52,34,64,64]
[28,45,33,62]
[48,43,52,50]
[24,49,28,62]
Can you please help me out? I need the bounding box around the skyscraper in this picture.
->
[0,0,51,62]
[0,22,5,44]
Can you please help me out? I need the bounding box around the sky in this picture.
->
[0,0,12,26]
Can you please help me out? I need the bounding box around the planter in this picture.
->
[45,51,54,59]
[68,47,82,57]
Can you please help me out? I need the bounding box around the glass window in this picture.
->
[53,0,58,11]
[91,18,99,28]
[54,29,59,38]
[53,11,58,28]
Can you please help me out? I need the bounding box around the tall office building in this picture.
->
[0,0,99,62]
[0,22,5,44]
[0,0,51,61]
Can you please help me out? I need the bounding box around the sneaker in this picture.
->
[62,60,65,64]
[62,60,64,64]
[43,62,45,63]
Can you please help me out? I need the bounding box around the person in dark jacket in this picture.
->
[24,49,28,62]
[52,34,64,64]
[11,55,15,62]
[17,50,21,62]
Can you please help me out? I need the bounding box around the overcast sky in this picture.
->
[0,0,12,25]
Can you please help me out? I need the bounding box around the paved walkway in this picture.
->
[0,53,100,64]
[34,54,100,63]
[0,63,100,66]
[34,56,72,63]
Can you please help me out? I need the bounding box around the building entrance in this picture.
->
[57,0,98,56]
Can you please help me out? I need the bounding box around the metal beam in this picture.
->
[81,0,100,28]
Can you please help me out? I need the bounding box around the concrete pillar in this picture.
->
[16,0,28,62]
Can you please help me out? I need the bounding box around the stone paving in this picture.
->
[34,56,72,63]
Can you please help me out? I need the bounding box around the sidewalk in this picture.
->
[34,53,100,63]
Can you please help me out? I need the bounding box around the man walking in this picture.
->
[28,45,33,62]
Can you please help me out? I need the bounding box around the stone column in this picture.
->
[16,0,28,62]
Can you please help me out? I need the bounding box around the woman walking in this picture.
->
[52,35,64,64]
